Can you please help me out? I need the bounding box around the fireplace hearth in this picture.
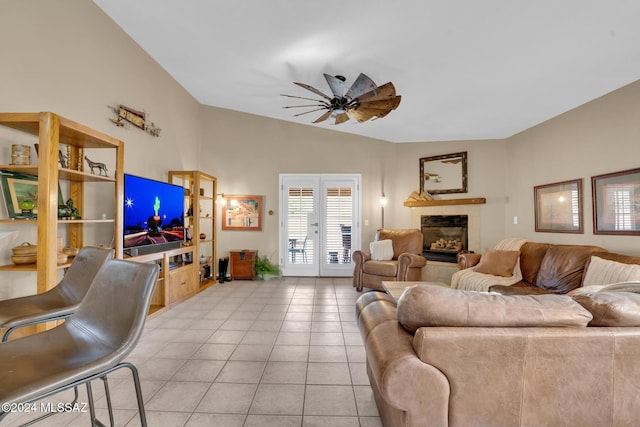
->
[421,215,468,263]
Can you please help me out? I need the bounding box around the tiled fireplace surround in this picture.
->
[410,203,482,284]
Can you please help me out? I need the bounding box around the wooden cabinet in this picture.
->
[230,250,257,280]
[130,246,195,314]
[168,170,217,290]
[169,264,196,303]
[0,112,124,297]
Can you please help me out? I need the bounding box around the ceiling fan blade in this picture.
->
[358,96,401,111]
[356,82,397,102]
[293,107,329,117]
[313,110,332,123]
[323,73,345,98]
[347,97,402,122]
[346,108,377,123]
[334,112,350,125]
[348,107,390,122]
[283,104,328,109]
[293,82,332,100]
[281,93,330,104]
[345,73,377,99]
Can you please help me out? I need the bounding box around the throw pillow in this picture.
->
[370,239,394,261]
[572,291,640,326]
[582,256,640,287]
[603,281,640,293]
[397,284,592,332]
[473,248,520,277]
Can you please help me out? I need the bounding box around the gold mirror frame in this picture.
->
[419,152,468,195]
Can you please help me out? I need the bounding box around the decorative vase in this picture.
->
[19,199,35,215]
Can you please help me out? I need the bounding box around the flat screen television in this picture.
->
[123,173,185,256]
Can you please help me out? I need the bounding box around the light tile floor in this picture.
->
[4,277,381,427]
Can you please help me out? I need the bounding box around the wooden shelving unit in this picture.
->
[168,170,217,291]
[0,112,124,296]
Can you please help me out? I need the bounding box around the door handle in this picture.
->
[310,222,318,226]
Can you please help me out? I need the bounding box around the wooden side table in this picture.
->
[230,250,257,280]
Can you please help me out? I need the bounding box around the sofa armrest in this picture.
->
[398,252,427,268]
[353,249,371,264]
[352,250,371,290]
[457,252,481,269]
[396,253,427,280]
[363,316,450,427]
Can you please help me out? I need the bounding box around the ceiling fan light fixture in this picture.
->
[282,73,400,125]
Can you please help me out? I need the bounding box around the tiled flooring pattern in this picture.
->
[4,277,381,426]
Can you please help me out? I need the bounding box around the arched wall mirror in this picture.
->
[419,151,468,195]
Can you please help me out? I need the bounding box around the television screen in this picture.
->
[123,174,185,255]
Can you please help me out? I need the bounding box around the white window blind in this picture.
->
[287,187,314,264]
[325,187,352,264]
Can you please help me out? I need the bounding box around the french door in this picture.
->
[279,174,360,277]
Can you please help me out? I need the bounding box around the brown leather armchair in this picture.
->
[352,228,427,292]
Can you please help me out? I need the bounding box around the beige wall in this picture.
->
[0,0,202,298]
[199,106,391,258]
[504,80,640,255]
[0,0,638,300]
[0,0,202,175]
[392,139,508,250]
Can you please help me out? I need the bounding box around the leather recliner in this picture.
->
[352,228,426,292]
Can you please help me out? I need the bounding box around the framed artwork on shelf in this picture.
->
[0,170,63,219]
[534,178,583,233]
[222,195,263,231]
[592,167,640,235]
[419,151,468,195]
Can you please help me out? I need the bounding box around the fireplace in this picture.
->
[421,215,468,263]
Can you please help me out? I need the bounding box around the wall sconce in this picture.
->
[380,192,388,228]
[215,193,225,204]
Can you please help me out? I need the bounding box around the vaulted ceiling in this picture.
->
[93,1,640,143]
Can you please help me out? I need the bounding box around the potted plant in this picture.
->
[254,255,282,280]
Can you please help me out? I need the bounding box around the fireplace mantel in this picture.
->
[404,197,486,207]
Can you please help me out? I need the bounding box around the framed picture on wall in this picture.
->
[534,178,583,233]
[0,170,64,219]
[592,168,640,235]
[222,195,263,231]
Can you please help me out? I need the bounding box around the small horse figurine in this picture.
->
[85,156,109,177]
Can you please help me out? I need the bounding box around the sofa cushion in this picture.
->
[473,248,520,277]
[396,284,592,332]
[602,281,640,293]
[370,239,394,261]
[362,260,398,277]
[534,245,605,293]
[572,291,640,326]
[582,255,640,287]
[376,228,423,258]
[519,242,552,285]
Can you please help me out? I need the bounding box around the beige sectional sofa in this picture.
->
[455,241,640,295]
[357,249,640,426]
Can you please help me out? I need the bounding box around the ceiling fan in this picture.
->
[281,73,401,125]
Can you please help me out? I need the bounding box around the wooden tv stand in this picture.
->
[128,245,197,316]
